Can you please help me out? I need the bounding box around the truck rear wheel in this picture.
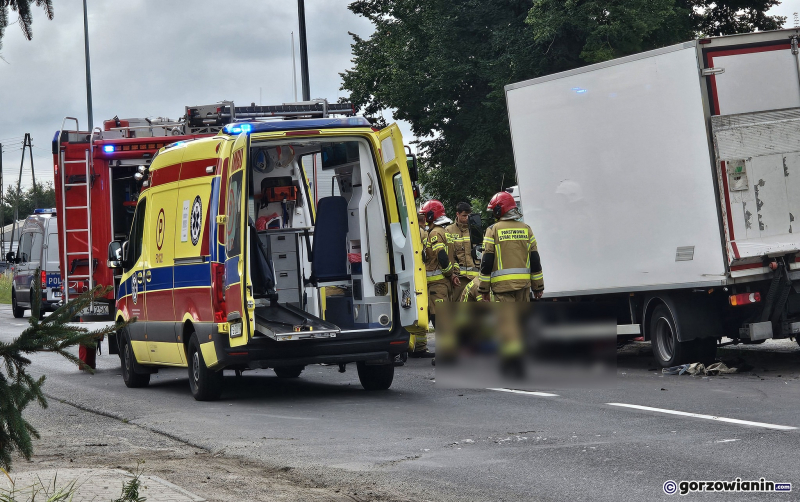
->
[356,361,394,391]
[651,304,696,368]
[188,333,223,401]
[274,366,304,378]
[11,290,24,318]
[121,328,150,388]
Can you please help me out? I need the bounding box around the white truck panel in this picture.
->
[506,44,727,295]
[710,48,800,116]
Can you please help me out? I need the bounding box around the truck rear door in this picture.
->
[376,125,427,330]
[703,33,800,274]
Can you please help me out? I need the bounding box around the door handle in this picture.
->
[145,270,152,282]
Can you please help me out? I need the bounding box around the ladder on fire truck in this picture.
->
[58,117,95,306]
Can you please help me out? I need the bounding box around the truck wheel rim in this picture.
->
[193,352,200,383]
[655,316,674,361]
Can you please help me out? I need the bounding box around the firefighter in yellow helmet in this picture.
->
[478,191,544,302]
[446,202,478,301]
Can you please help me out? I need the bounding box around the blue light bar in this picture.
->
[103,145,115,153]
[223,117,371,135]
[34,208,57,214]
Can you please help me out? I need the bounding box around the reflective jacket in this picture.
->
[478,220,544,294]
[424,224,456,284]
[445,221,478,278]
[460,276,494,302]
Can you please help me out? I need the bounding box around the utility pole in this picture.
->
[83,0,94,129]
[297,0,311,101]
[11,134,36,252]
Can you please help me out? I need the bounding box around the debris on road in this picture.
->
[662,362,742,376]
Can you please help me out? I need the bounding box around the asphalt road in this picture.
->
[4,304,800,502]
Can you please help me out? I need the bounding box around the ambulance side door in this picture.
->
[375,125,427,329]
[125,197,150,363]
[225,132,252,342]
[145,185,180,364]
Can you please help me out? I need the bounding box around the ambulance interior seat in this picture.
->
[310,196,349,285]
[248,219,276,299]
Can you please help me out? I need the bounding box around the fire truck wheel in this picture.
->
[273,366,304,378]
[11,290,24,318]
[356,361,394,391]
[121,329,150,388]
[188,333,223,401]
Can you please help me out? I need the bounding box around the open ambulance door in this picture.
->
[225,132,252,341]
[376,125,427,331]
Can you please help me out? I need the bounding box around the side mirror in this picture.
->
[107,241,123,269]
[468,213,483,247]
[404,146,419,183]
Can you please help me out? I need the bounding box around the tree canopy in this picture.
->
[342,0,785,214]
[2,182,56,226]
[0,0,54,51]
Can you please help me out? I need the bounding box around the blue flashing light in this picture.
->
[103,145,115,153]
[34,208,57,214]
[223,116,372,136]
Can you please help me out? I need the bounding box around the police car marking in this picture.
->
[190,196,202,246]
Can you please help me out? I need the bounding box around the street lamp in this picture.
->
[83,0,94,130]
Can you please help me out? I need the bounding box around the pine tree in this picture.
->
[0,0,54,51]
[0,270,131,471]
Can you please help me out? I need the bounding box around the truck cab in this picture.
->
[9,209,62,318]
[109,117,427,400]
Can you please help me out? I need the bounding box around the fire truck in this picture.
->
[52,100,359,333]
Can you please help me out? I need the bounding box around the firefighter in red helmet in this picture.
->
[478,192,544,302]
[419,199,459,332]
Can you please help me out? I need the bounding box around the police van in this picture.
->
[107,117,426,400]
[9,209,62,318]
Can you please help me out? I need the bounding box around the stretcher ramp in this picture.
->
[254,302,341,341]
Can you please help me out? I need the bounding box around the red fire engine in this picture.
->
[52,100,356,339]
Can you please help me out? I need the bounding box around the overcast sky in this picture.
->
[1,0,799,189]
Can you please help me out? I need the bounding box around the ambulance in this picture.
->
[107,116,427,400]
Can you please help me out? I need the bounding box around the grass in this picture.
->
[0,274,11,305]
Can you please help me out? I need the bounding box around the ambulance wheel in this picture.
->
[356,361,394,391]
[651,304,695,368]
[11,290,24,318]
[274,366,304,378]
[188,333,223,401]
[121,329,150,388]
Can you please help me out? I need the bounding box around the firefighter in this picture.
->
[459,276,494,302]
[446,202,478,301]
[478,192,544,302]
[419,199,459,325]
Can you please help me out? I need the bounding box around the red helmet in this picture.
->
[487,191,516,218]
[419,199,446,223]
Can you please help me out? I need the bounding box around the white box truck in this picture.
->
[505,28,800,367]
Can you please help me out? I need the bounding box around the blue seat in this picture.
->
[312,196,349,284]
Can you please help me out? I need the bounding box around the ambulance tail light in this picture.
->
[211,262,226,323]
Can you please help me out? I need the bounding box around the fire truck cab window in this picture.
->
[127,198,147,269]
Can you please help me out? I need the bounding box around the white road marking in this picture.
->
[488,388,559,397]
[607,403,797,431]
[715,439,740,443]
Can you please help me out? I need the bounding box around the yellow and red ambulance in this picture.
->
[108,117,427,400]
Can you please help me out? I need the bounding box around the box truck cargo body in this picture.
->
[505,29,800,367]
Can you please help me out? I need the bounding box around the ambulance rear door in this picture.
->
[225,132,252,342]
[375,125,426,330]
